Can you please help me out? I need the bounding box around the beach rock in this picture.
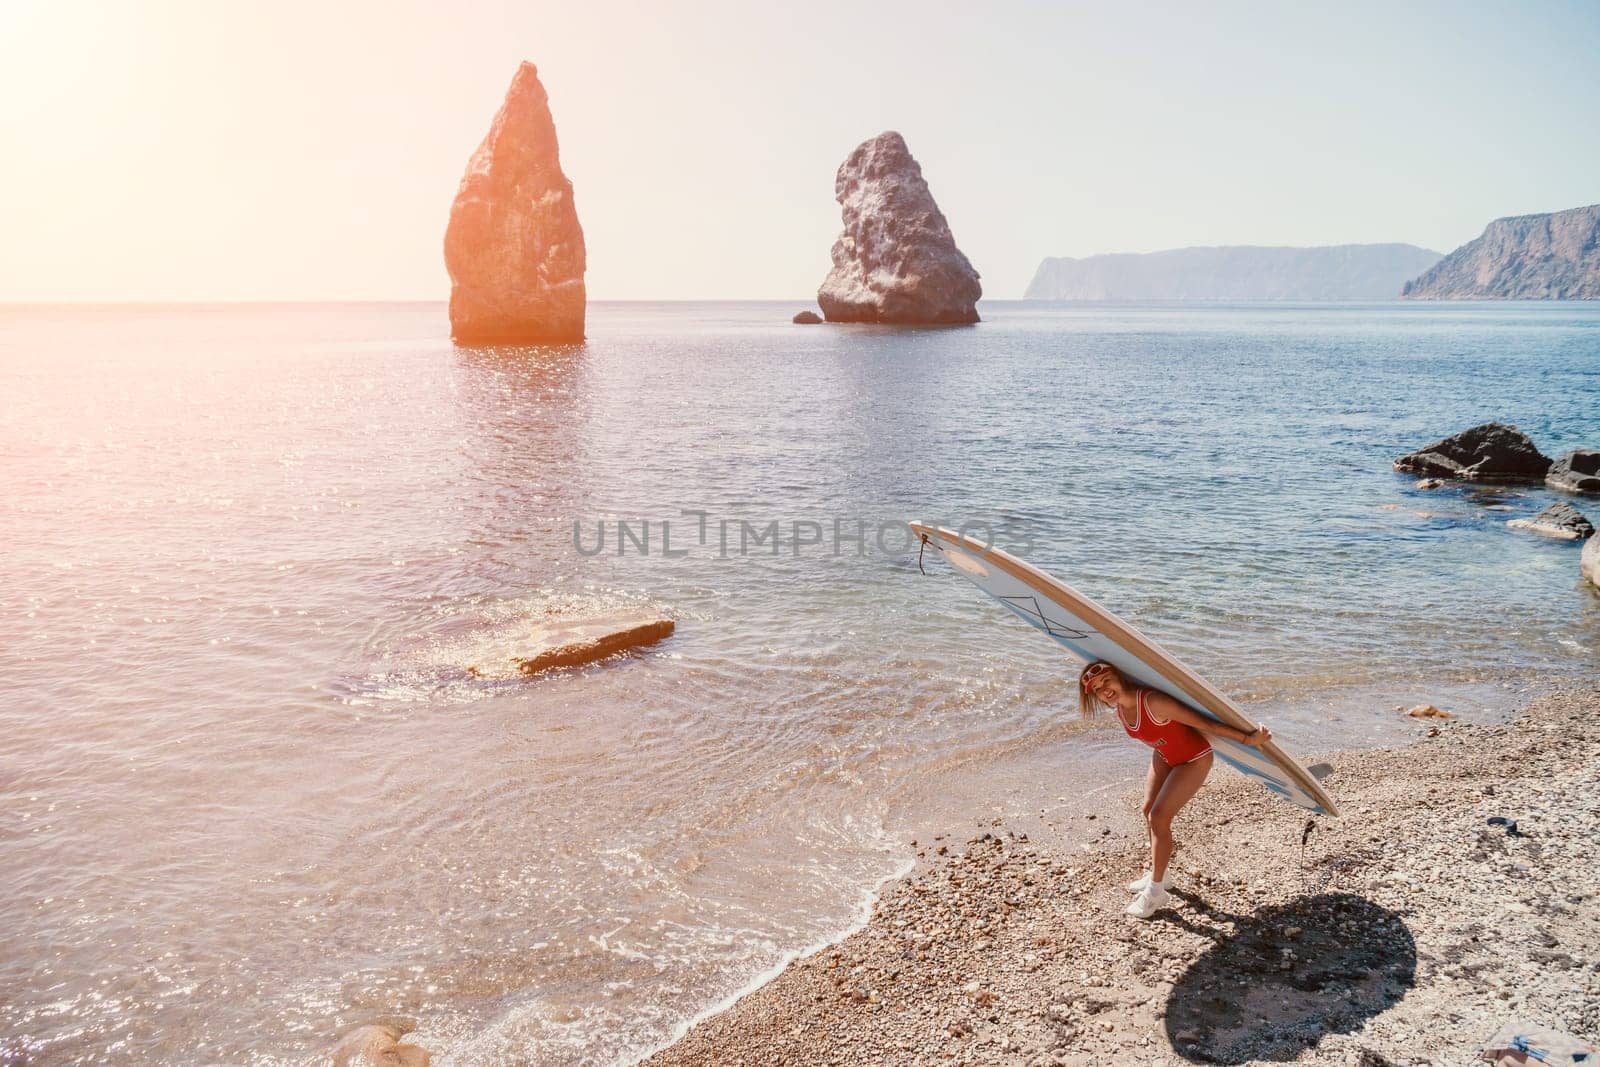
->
[511,610,674,675]
[1547,449,1600,494]
[1506,501,1594,541]
[1392,423,1552,480]
[445,61,586,344]
[817,132,981,325]
[792,310,823,324]
[327,1022,430,1067]
[1583,536,1600,589]
[1405,705,1452,719]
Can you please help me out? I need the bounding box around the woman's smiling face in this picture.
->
[1093,673,1125,706]
[1081,662,1126,706]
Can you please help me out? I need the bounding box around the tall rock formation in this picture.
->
[445,62,586,344]
[1024,244,1441,301]
[1401,204,1600,299]
[817,132,981,325]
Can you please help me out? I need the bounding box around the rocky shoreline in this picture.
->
[645,684,1600,1066]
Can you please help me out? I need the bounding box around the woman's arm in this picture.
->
[1144,690,1271,747]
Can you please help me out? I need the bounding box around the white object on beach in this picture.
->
[1124,883,1170,918]
[909,523,1340,816]
[1127,871,1169,893]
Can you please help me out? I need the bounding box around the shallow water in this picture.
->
[1,300,1596,1064]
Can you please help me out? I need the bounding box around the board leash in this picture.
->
[1298,815,1318,891]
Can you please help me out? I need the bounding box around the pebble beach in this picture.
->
[648,683,1600,1066]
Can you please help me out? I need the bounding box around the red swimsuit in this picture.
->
[1119,689,1213,765]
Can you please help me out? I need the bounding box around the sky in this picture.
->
[1,0,1597,301]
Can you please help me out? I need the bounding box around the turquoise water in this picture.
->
[1,301,1596,1064]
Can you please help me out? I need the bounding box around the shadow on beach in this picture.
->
[1160,891,1416,1063]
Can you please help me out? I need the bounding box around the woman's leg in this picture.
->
[1140,749,1171,856]
[1146,752,1212,884]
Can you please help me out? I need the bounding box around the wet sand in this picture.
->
[646,683,1600,1065]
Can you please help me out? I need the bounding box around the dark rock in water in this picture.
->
[1583,535,1600,589]
[817,132,981,325]
[445,62,586,344]
[1393,423,1552,480]
[1401,202,1600,299]
[792,310,823,324]
[328,1021,430,1066]
[1547,449,1600,494]
[1507,502,1594,541]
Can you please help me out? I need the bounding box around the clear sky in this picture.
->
[2,0,1597,301]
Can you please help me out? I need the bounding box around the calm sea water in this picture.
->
[2,301,1597,1065]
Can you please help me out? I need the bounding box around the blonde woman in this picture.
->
[1078,660,1271,918]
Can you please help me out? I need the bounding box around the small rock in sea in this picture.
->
[328,1021,431,1067]
[1415,477,1446,490]
[1547,449,1600,494]
[816,131,981,325]
[1506,501,1595,540]
[1406,704,1452,719]
[1583,535,1600,589]
[512,611,675,675]
[1393,422,1553,480]
[792,310,823,325]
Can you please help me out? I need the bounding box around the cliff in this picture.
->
[1023,244,1441,301]
[1400,203,1600,300]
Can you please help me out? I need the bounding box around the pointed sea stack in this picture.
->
[445,62,586,344]
[817,132,981,325]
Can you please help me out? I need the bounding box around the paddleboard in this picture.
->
[909,522,1338,816]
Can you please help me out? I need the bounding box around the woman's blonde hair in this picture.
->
[1077,660,1123,720]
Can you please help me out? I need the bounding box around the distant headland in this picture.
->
[1023,244,1442,302]
[1401,203,1600,300]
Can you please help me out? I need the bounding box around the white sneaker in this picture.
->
[1127,872,1172,893]
[1124,884,1170,919]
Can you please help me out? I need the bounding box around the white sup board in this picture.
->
[910,523,1338,816]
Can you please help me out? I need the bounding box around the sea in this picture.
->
[2,300,1596,1065]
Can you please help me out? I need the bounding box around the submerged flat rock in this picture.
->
[511,611,674,675]
[327,1022,430,1067]
[1507,501,1594,540]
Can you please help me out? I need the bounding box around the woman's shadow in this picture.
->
[1158,890,1415,1063]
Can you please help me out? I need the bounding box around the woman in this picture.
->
[1078,660,1272,918]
